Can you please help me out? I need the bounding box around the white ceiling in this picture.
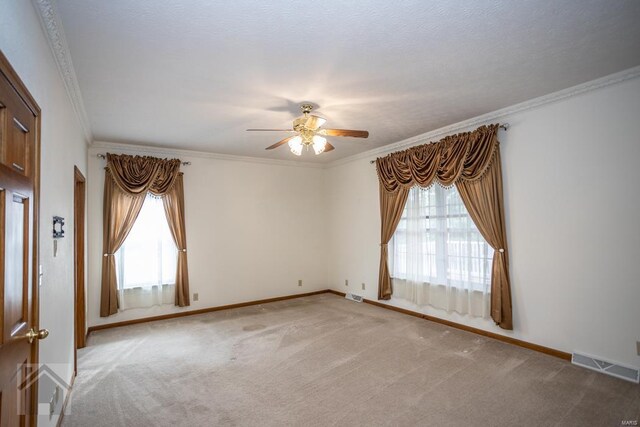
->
[55,0,640,163]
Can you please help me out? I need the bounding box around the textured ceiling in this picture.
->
[56,0,640,162]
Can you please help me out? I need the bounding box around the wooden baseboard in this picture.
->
[56,372,75,427]
[87,288,569,362]
[327,289,571,361]
[87,290,331,334]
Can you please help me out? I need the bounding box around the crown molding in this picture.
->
[28,0,639,169]
[93,59,640,171]
[32,0,93,143]
[90,140,326,169]
[326,65,640,169]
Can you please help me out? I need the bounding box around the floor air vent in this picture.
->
[572,352,639,383]
[345,293,363,303]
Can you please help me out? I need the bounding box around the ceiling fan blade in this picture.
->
[265,136,295,150]
[324,142,335,152]
[320,129,369,138]
[305,115,326,130]
[247,129,295,132]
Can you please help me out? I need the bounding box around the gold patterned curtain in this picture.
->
[162,174,190,307]
[100,154,189,317]
[378,186,410,300]
[374,124,513,329]
[99,177,146,317]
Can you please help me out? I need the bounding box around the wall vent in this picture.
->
[345,293,363,303]
[571,352,639,383]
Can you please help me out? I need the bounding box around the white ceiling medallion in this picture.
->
[31,0,93,143]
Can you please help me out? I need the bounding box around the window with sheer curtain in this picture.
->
[390,185,493,317]
[115,193,177,310]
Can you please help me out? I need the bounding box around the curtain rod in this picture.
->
[368,123,510,164]
[96,153,192,166]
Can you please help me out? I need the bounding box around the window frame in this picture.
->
[115,193,178,290]
[390,184,493,293]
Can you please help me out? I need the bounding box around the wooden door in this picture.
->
[0,52,41,426]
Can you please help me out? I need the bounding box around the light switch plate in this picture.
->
[193,293,199,302]
[362,283,365,290]
[345,279,349,287]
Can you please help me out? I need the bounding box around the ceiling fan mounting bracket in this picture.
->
[300,103,314,114]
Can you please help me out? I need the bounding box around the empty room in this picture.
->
[1,0,639,426]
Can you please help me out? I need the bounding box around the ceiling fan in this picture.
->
[247,104,369,156]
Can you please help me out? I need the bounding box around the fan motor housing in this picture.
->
[293,116,308,130]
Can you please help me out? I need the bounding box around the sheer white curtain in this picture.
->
[116,193,177,310]
[390,185,493,317]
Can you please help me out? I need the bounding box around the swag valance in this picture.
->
[374,124,513,330]
[106,153,182,195]
[376,124,499,192]
[100,153,190,317]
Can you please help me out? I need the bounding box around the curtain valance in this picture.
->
[375,124,499,192]
[374,123,513,330]
[106,153,182,196]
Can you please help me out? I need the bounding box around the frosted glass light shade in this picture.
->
[288,136,303,156]
[312,135,327,155]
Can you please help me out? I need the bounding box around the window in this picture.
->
[115,194,177,309]
[390,185,493,315]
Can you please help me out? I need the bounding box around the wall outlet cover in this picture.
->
[361,283,365,290]
[193,293,199,301]
[345,279,349,287]
[298,279,302,286]
[637,341,640,356]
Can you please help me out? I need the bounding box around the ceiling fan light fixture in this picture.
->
[312,135,327,155]
[288,136,303,156]
[248,103,369,156]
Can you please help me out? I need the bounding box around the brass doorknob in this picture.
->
[25,328,49,344]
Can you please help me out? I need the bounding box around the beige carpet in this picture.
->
[63,293,639,426]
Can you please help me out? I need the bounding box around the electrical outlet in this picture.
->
[362,283,365,290]
[298,279,302,287]
[345,279,349,287]
[193,293,199,302]
[637,341,640,356]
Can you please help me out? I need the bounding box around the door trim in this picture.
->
[73,166,86,372]
[0,49,41,424]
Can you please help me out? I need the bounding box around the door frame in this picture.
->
[0,50,41,423]
[73,166,86,372]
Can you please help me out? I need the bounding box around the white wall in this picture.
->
[87,144,328,327]
[0,1,88,425]
[5,2,638,411]
[326,75,640,369]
